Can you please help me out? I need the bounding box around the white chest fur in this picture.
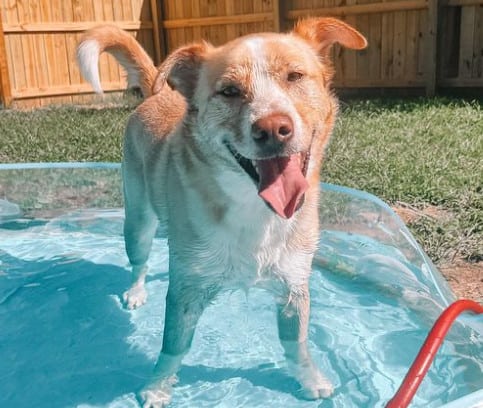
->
[164,162,305,294]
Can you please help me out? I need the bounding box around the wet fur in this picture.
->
[77,19,366,408]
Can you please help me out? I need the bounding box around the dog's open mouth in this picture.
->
[226,144,310,219]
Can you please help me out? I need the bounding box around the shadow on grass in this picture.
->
[338,96,483,114]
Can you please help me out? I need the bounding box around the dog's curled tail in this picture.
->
[76,25,158,98]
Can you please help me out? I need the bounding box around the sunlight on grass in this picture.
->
[323,98,482,263]
[0,106,131,163]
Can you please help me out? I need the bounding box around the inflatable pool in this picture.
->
[0,163,481,408]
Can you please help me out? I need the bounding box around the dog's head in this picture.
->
[154,18,366,218]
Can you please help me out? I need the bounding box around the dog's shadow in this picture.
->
[0,251,150,408]
[0,251,304,407]
[178,363,301,395]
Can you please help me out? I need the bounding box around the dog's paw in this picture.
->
[122,284,147,309]
[294,362,334,399]
[138,376,176,408]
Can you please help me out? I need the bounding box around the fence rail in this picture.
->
[1,0,482,108]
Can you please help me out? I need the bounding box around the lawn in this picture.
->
[325,98,482,266]
[0,97,481,270]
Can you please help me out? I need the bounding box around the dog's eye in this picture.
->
[287,71,304,82]
[219,85,241,97]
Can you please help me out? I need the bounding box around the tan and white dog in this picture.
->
[77,18,366,408]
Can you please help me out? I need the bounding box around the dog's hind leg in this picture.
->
[122,123,159,309]
[277,285,334,400]
[122,174,158,309]
[140,278,218,407]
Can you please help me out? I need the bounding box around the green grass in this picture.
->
[323,98,482,264]
[0,97,481,265]
[0,104,131,163]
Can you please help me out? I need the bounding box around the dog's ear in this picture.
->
[153,41,213,99]
[292,17,367,57]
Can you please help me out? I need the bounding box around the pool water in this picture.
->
[0,164,481,408]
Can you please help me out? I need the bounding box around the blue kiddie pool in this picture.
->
[0,163,481,408]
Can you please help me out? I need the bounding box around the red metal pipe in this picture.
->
[386,299,483,408]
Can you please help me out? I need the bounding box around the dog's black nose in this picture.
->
[252,114,293,144]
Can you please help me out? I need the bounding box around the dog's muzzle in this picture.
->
[226,144,311,219]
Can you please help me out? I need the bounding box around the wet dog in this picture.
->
[77,18,366,407]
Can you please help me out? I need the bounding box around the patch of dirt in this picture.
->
[439,261,483,301]
[392,202,453,224]
[393,203,482,301]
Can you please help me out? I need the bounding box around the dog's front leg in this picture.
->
[277,286,334,400]
[139,281,217,408]
[123,263,149,309]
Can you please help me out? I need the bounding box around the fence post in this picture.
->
[150,0,165,64]
[278,0,290,31]
[273,0,281,33]
[0,14,12,108]
[425,0,439,96]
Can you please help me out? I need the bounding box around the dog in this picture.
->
[77,18,366,408]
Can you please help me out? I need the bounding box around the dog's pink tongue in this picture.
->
[257,155,308,219]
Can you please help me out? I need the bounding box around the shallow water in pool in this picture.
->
[0,209,482,408]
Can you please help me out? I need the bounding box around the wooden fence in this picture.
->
[1,0,482,108]
[0,0,162,108]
